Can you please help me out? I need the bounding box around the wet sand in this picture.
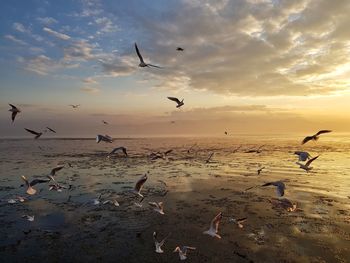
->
[0,136,349,262]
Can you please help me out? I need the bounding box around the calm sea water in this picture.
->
[0,136,349,262]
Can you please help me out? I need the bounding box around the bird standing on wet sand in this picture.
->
[9,104,21,123]
[24,128,43,139]
[134,43,161,68]
[296,155,319,172]
[174,246,196,261]
[302,130,332,144]
[132,174,148,197]
[167,97,184,108]
[203,212,223,239]
[153,232,170,253]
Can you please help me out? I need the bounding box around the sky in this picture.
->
[0,0,350,137]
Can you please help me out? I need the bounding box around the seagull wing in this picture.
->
[30,178,50,186]
[9,104,18,110]
[302,136,313,145]
[164,149,173,155]
[167,97,181,104]
[46,127,56,133]
[134,174,147,192]
[50,165,64,176]
[134,43,144,63]
[211,212,222,233]
[24,128,41,136]
[148,64,162,68]
[274,181,285,197]
[11,112,18,122]
[316,130,332,136]
[305,155,319,167]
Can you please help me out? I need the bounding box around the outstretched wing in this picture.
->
[134,174,147,192]
[316,130,332,136]
[46,127,56,133]
[134,43,144,63]
[301,136,313,145]
[11,112,18,122]
[211,212,222,233]
[30,178,50,186]
[167,97,181,104]
[148,64,162,68]
[50,165,64,176]
[24,128,40,136]
[305,155,319,167]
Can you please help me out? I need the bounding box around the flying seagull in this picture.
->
[107,147,128,158]
[96,134,113,143]
[205,152,214,163]
[296,155,319,172]
[224,131,228,135]
[149,201,165,215]
[46,127,56,133]
[302,130,332,144]
[134,43,161,68]
[173,246,196,261]
[294,151,312,162]
[21,175,50,195]
[176,47,184,51]
[153,232,171,253]
[69,104,80,109]
[262,181,286,197]
[22,215,35,222]
[102,120,108,125]
[229,217,247,229]
[167,97,184,108]
[9,104,21,123]
[203,212,223,239]
[132,174,148,197]
[24,128,43,139]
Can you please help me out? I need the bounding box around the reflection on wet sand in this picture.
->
[0,136,349,262]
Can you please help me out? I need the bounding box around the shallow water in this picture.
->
[0,136,349,262]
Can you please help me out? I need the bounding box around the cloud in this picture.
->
[95,17,118,33]
[82,77,98,84]
[80,86,100,93]
[37,17,58,25]
[12,22,29,33]
[63,40,96,61]
[43,27,71,40]
[4,35,27,45]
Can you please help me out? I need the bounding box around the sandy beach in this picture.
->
[0,136,349,262]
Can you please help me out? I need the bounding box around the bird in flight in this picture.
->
[96,134,113,143]
[102,120,108,125]
[50,165,64,177]
[149,201,165,215]
[9,104,21,123]
[21,175,50,195]
[228,217,247,229]
[205,152,214,163]
[176,47,184,51]
[262,181,286,197]
[134,43,161,68]
[203,212,223,239]
[302,130,332,144]
[294,151,312,162]
[224,131,228,135]
[153,232,170,253]
[132,173,148,197]
[173,246,196,261]
[257,167,265,175]
[24,128,43,139]
[107,147,128,158]
[69,104,80,109]
[296,155,319,172]
[46,127,56,133]
[167,97,184,108]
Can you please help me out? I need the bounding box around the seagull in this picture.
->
[134,196,144,207]
[132,174,148,197]
[21,175,50,195]
[24,128,43,139]
[102,120,109,125]
[203,212,223,239]
[46,127,56,133]
[262,181,286,197]
[294,151,312,161]
[134,43,161,68]
[69,104,80,109]
[229,217,247,229]
[22,215,35,222]
[187,144,197,154]
[50,165,64,176]
[174,246,196,261]
[167,97,184,108]
[9,104,21,123]
[224,131,228,135]
[153,232,170,253]
[257,167,265,175]
[149,149,172,160]
[107,147,128,158]
[92,194,102,205]
[149,201,165,215]
[205,152,214,163]
[96,134,113,143]
[176,47,184,51]
[296,155,319,172]
[302,130,332,144]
